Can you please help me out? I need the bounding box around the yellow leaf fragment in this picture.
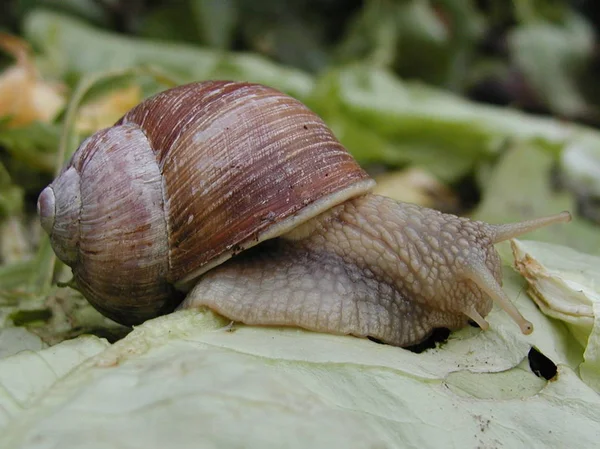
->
[74,85,142,134]
[0,33,65,127]
[372,167,458,210]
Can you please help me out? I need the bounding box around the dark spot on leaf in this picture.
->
[528,347,557,380]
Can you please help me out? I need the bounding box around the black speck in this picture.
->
[303,125,308,130]
[528,347,557,380]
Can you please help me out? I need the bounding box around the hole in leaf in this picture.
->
[528,347,557,380]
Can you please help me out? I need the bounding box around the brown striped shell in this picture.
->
[37,81,374,325]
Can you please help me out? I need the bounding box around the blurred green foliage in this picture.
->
[2,0,599,118]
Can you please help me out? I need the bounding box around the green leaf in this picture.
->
[508,13,594,117]
[304,64,600,188]
[189,0,238,49]
[472,143,600,254]
[0,334,108,428]
[307,66,538,180]
[14,0,110,27]
[0,122,59,174]
[138,2,203,44]
[337,0,483,87]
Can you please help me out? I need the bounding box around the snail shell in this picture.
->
[38,81,373,325]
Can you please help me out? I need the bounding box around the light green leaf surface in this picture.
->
[0,328,44,359]
[0,292,597,449]
[512,239,600,392]
[0,335,108,428]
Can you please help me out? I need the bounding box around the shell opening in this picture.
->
[39,166,82,266]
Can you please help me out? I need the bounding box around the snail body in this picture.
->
[38,81,570,347]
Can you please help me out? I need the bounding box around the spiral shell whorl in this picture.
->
[118,81,372,287]
[59,124,178,324]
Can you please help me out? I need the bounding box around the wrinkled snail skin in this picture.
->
[37,80,572,347]
[181,195,569,347]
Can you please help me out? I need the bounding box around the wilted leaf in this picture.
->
[561,142,600,195]
[512,239,600,392]
[306,64,600,183]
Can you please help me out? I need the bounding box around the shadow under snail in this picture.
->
[36,81,571,348]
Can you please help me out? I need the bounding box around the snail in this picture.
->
[37,80,571,348]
